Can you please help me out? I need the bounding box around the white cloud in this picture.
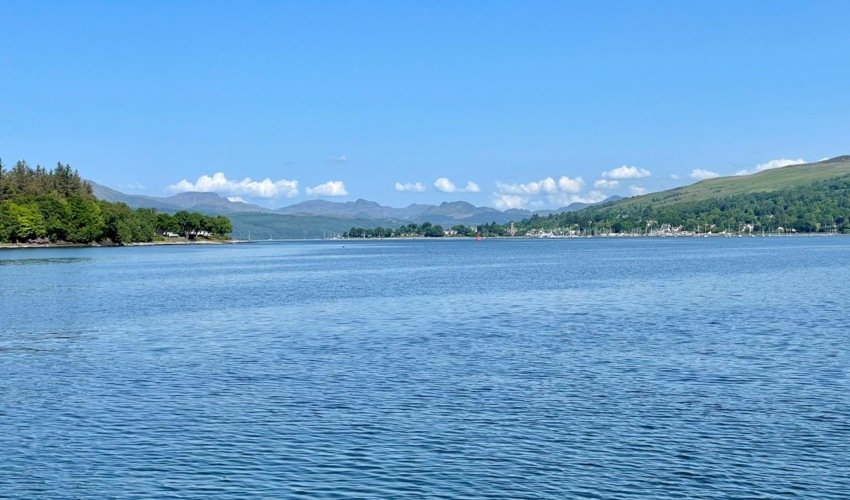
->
[434,177,457,193]
[227,196,246,203]
[306,180,348,197]
[629,185,648,196]
[328,155,348,163]
[394,181,427,192]
[756,158,805,171]
[550,190,608,206]
[735,158,806,176]
[492,189,606,210]
[433,177,479,193]
[168,172,299,198]
[690,169,721,180]
[495,176,584,195]
[557,176,584,193]
[492,193,527,210]
[495,178,554,195]
[492,175,591,209]
[593,179,619,190]
[119,182,145,191]
[670,174,681,180]
[602,165,651,179]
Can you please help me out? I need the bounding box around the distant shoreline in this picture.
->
[337,232,848,241]
[2,233,844,250]
[0,239,248,250]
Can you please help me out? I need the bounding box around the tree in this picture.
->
[157,213,180,235]
[2,201,47,242]
[35,194,70,241]
[423,224,444,237]
[211,215,232,237]
[174,210,201,238]
[67,196,105,243]
[100,202,134,243]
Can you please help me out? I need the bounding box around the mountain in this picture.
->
[272,198,627,225]
[162,192,270,213]
[276,199,402,219]
[227,213,404,240]
[87,181,619,238]
[89,182,270,214]
[89,182,184,212]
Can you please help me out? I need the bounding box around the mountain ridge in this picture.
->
[89,182,602,224]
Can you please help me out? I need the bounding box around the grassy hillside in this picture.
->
[616,156,850,209]
[519,156,850,234]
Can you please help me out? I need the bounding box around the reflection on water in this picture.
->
[1,238,849,498]
[0,256,91,266]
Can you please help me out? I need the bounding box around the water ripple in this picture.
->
[1,238,849,498]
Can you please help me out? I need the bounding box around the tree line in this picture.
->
[343,221,511,238]
[0,159,232,244]
[342,176,850,238]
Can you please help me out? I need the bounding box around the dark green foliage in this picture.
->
[0,159,232,244]
[161,211,231,239]
[516,176,850,235]
[344,222,454,238]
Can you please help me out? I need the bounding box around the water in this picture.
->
[1,238,849,498]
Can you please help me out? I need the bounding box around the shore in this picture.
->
[0,238,249,250]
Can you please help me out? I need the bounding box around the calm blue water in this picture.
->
[1,238,849,498]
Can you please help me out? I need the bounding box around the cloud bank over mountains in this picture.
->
[306,180,348,197]
[433,177,480,193]
[165,157,813,209]
[169,172,349,199]
[491,175,609,209]
[488,164,657,209]
[394,182,428,192]
[602,165,652,179]
[168,172,299,198]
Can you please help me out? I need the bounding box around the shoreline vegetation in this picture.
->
[344,159,850,239]
[0,238,247,250]
[0,159,233,246]
[339,232,845,240]
[341,221,846,240]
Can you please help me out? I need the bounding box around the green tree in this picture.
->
[35,194,70,241]
[67,196,105,243]
[3,201,48,242]
[174,210,202,238]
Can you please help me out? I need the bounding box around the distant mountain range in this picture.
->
[89,181,617,231]
[87,155,850,238]
[90,182,272,214]
[272,198,611,224]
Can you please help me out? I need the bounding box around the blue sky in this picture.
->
[2,1,849,209]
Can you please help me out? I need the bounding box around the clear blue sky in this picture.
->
[2,1,848,209]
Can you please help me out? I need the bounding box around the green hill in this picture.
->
[520,156,850,234]
[618,156,850,208]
